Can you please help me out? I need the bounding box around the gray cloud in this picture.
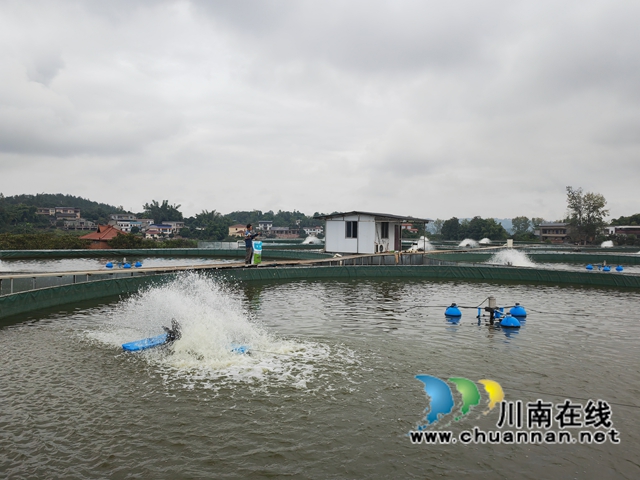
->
[0,0,638,220]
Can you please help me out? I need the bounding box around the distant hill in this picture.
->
[494,218,513,233]
[1,193,126,225]
[2,193,122,211]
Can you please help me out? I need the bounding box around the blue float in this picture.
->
[123,263,132,269]
[586,264,593,271]
[509,303,527,318]
[603,266,611,272]
[122,335,251,354]
[134,261,142,268]
[616,265,623,272]
[105,262,113,268]
[500,314,521,328]
[445,303,462,317]
[230,344,251,354]
[122,333,168,351]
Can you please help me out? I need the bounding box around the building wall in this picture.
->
[373,221,402,252]
[325,214,377,254]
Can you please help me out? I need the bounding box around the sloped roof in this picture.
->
[314,211,432,223]
[80,225,123,241]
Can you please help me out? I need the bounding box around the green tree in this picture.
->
[107,233,150,249]
[143,200,183,224]
[531,217,545,230]
[566,186,609,245]
[184,210,233,241]
[463,217,508,240]
[441,217,460,240]
[511,216,531,236]
[610,213,640,226]
[431,219,444,236]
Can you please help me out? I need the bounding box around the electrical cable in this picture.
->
[505,388,640,410]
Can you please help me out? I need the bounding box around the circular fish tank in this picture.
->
[1,272,638,478]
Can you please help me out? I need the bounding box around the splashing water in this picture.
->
[479,238,491,245]
[486,250,535,267]
[302,235,324,245]
[601,240,614,248]
[459,238,479,248]
[86,272,349,388]
[407,236,434,251]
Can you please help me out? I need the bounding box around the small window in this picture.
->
[380,222,389,239]
[346,221,358,238]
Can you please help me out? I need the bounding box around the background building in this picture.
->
[538,222,570,243]
[315,211,431,254]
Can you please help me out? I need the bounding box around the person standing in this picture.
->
[244,224,261,264]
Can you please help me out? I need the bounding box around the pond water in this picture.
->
[1,273,639,479]
[0,257,237,273]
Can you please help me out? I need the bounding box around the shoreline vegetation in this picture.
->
[0,233,197,251]
[2,191,637,249]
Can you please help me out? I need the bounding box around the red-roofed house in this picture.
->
[80,225,124,249]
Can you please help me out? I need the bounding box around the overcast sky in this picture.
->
[1,0,638,220]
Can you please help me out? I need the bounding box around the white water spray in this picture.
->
[87,272,342,387]
[479,238,491,245]
[459,238,479,248]
[302,235,324,245]
[601,240,614,248]
[486,250,535,267]
[407,236,434,251]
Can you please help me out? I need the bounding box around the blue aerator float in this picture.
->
[616,265,624,272]
[509,303,527,319]
[105,262,113,268]
[444,303,462,324]
[444,303,462,317]
[499,313,521,328]
[586,264,593,271]
[121,320,251,354]
[135,261,143,268]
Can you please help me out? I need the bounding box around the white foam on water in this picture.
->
[86,272,354,389]
[479,238,491,244]
[486,249,535,267]
[459,238,479,248]
[601,240,614,248]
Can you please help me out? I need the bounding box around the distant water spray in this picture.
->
[459,238,479,248]
[88,272,346,388]
[479,238,491,245]
[302,235,324,245]
[408,236,434,251]
[601,240,614,248]
[486,250,535,267]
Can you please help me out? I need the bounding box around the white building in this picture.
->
[116,220,142,233]
[258,220,273,231]
[303,226,324,236]
[165,221,185,233]
[314,211,432,254]
[110,213,137,221]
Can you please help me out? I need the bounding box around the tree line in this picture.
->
[2,190,637,245]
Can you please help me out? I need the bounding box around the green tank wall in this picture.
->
[2,264,639,322]
[0,274,171,322]
[215,265,640,288]
[428,252,640,265]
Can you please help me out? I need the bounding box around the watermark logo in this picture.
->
[414,375,503,428]
[410,375,621,445]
